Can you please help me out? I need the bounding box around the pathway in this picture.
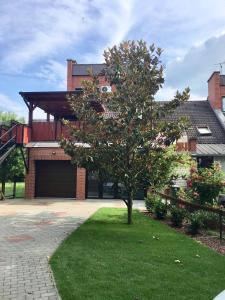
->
[0,199,144,300]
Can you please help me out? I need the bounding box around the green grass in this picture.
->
[4,182,24,198]
[50,208,225,300]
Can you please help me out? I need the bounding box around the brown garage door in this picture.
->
[35,161,76,198]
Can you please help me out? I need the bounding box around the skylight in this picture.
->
[197,126,211,136]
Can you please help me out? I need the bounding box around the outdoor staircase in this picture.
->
[0,122,24,165]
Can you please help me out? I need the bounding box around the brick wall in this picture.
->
[76,168,86,200]
[67,59,109,91]
[208,71,225,110]
[25,147,86,200]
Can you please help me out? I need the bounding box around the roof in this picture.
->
[26,142,90,148]
[19,91,104,117]
[72,64,106,76]
[195,144,225,156]
[167,100,225,144]
[20,91,225,145]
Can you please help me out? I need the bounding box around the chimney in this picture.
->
[208,71,225,111]
[67,59,77,91]
[188,138,197,152]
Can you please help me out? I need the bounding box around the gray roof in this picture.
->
[167,100,225,144]
[195,144,225,156]
[72,64,106,76]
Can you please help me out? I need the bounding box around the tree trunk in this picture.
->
[2,181,5,195]
[127,191,133,225]
[13,180,16,198]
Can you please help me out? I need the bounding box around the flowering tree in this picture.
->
[186,162,224,205]
[61,40,190,224]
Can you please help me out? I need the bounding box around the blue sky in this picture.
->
[1,0,225,119]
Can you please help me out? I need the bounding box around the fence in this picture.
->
[153,190,225,241]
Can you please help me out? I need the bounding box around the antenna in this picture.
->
[215,61,225,74]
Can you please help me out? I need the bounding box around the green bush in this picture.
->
[196,210,221,229]
[187,211,203,235]
[187,162,224,205]
[154,200,167,219]
[170,205,186,227]
[145,194,161,213]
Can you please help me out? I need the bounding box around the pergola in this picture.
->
[19,91,104,126]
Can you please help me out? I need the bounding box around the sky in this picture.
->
[1,0,225,119]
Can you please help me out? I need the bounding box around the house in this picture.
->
[177,72,225,169]
[13,61,225,199]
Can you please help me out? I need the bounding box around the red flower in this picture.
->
[187,180,192,187]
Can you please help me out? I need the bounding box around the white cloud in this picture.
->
[0,93,26,118]
[156,86,205,102]
[36,59,67,89]
[1,0,225,105]
[64,1,136,63]
[165,33,225,97]
[33,108,47,120]
[0,0,136,72]
[0,1,91,72]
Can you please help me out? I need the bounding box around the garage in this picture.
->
[35,160,76,198]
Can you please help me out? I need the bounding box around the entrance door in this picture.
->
[35,160,76,198]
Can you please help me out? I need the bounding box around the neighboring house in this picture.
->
[183,72,225,170]
[6,60,225,200]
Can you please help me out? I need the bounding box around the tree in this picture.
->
[0,112,25,196]
[61,40,190,224]
[0,112,24,125]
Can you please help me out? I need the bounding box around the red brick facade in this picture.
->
[208,71,225,110]
[25,60,110,200]
[67,59,109,90]
[25,148,86,200]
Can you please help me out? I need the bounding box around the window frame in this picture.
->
[222,96,225,112]
[196,126,212,136]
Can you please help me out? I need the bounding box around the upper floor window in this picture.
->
[197,126,211,136]
[222,96,225,112]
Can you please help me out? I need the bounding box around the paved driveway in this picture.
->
[0,199,144,300]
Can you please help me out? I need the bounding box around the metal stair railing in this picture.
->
[0,122,19,165]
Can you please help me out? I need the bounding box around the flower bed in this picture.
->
[145,192,225,255]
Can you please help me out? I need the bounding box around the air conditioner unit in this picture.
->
[100,86,112,93]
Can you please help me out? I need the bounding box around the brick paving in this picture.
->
[0,199,144,300]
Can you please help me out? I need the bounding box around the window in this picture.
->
[222,96,225,112]
[197,156,214,168]
[197,126,211,136]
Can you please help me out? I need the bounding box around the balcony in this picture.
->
[31,120,81,142]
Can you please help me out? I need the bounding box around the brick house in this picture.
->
[17,60,225,199]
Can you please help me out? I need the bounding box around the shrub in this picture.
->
[196,210,220,229]
[187,211,203,235]
[187,162,224,205]
[154,200,167,219]
[145,194,161,213]
[170,205,186,227]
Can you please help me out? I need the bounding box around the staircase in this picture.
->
[0,122,26,165]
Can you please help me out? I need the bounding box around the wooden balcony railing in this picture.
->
[31,121,82,141]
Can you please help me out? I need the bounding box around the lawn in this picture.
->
[4,182,24,198]
[50,208,225,300]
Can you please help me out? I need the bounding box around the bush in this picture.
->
[154,200,167,219]
[170,206,186,227]
[187,211,203,235]
[145,194,161,213]
[187,162,224,205]
[196,210,221,230]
